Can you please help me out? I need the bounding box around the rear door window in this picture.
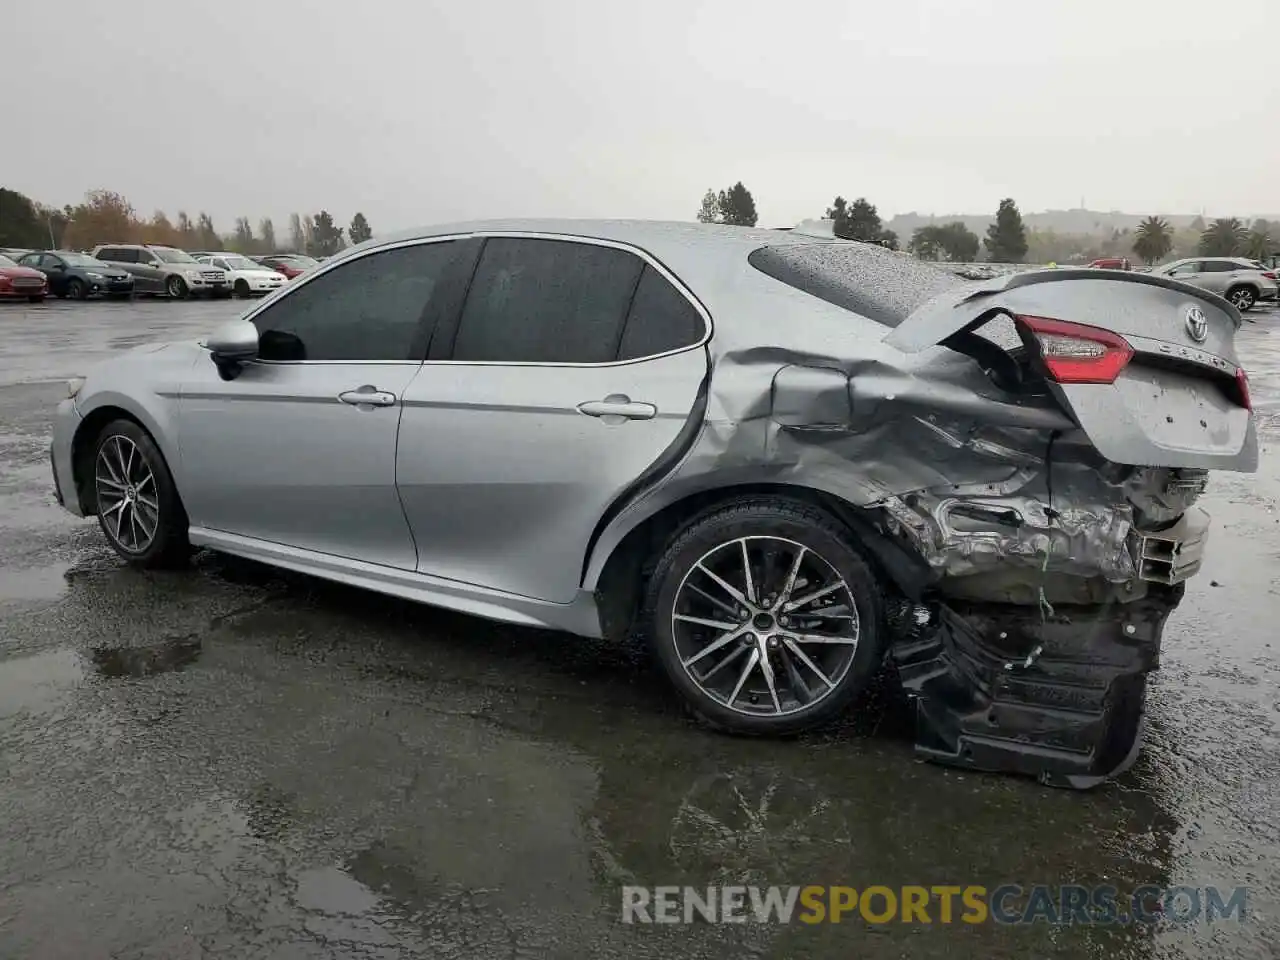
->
[450,238,643,363]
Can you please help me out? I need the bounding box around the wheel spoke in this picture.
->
[675,614,740,631]
[783,581,844,613]
[726,647,760,706]
[100,499,126,518]
[136,472,155,492]
[783,637,835,688]
[114,439,130,484]
[113,501,127,540]
[696,562,750,609]
[122,441,136,483]
[686,582,740,618]
[683,624,750,668]
[699,643,749,683]
[758,647,782,713]
[136,493,159,512]
[775,547,807,610]
[97,476,127,492]
[99,449,123,485]
[127,504,142,547]
[777,645,815,704]
[134,501,158,539]
[790,632,857,646]
[740,540,756,605]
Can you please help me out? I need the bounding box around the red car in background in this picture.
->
[251,254,319,280]
[1089,257,1132,270]
[0,253,48,302]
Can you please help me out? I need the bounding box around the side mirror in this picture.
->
[207,319,259,380]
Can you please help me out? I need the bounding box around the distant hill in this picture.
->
[886,208,1280,238]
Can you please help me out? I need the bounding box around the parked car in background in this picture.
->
[0,253,49,302]
[250,253,319,280]
[192,253,288,298]
[0,247,35,261]
[48,220,1258,786]
[1149,257,1278,311]
[1089,257,1132,270]
[16,250,134,300]
[90,244,231,299]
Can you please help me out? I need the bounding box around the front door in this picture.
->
[177,238,471,569]
[397,235,710,603]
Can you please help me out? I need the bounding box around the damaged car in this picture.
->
[49,219,1257,787]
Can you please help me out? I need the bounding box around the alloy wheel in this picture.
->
[670,536,860,717]
[95,435,160,553]
[1231,288,1254,310]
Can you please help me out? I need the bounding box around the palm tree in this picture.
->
[1198,217,1248,257]
[1132,216,1173,265]
[1246,228,1272,261]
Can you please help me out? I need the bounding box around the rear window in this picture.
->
[747,242,965,328]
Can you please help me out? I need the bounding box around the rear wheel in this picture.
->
[643,498,884,735]
[1227,285,1256,311]
[166,275,188,299]
[91,419,190,568]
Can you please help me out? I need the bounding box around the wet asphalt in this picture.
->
[0,297,1277,960]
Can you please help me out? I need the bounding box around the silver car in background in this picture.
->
[49,220,1258,787]
[1149,256,1278,311]
[91,243,232,300]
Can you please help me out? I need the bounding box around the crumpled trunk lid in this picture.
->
[884,269,1258,473]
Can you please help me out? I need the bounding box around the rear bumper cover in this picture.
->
[891,585,1184,789]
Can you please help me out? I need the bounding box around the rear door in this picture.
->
[883,270,1256,472]
[396,234,710,603]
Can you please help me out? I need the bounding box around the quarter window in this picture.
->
[618,266,705,360]
[251,241,460,362]
[451,238,644,363]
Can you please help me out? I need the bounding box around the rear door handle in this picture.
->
[338,385,398,408]
[577,394,657,420]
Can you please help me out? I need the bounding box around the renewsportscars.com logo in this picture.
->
[621,885,1249,926]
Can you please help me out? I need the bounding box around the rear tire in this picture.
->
[643,497,884,736]
[1227,285,1256,311]
[166,275,188,299]
[91,419,191,569]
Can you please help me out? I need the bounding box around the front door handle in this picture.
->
[577,394,657,420]
[338,385,398,408]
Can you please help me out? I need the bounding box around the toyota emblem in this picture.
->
[1184,306,1209,343]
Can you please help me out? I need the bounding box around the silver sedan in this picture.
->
[49,220,1259,786]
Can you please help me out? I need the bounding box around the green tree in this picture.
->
[0,188,43,247]
[984,198,1028,263]
[232,217,255,252]
[696,189,721,223]
[909,225,944,260]
[937,221,980,262]
[63,190,139,250]
[1246,226,1272,260]
[825,196,881,242]
[717,182,758,227]
[175,212,196,248]
[287,213,306,253]
[1198,217,1247,256]
[259,217,277,253]
[35,202,70,248]
[307,210,345,256]
[348,212,373,245]
[1132,216,1174,265]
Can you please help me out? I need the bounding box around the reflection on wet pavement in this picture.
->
[0,302,1277,958]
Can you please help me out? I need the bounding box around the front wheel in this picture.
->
[92,419,191,568]
[66,278,87,300]
[1228,286,1256,311]
[233,279,250,298]
[643,498,884,736]
[166,275,188,299]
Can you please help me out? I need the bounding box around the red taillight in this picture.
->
[1236,367,1253,411]
[1015,315,1134,384]
[1262,272,1276,280]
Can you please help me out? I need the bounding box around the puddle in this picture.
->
[89,636,203,678]
[0,647,86,718]
[0,562,72,602]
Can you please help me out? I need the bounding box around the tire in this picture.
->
[166,275,188,299]
[91,419,190,569]
[28,295,45,303]
[1227,286,1256,311]
[233,279,250,298]
[643,497,884,736]
[66,278,87,300]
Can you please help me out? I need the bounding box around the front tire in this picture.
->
[1228,286,1256,311]
[91,419,190,568]
[66,278,87,300]
[643,498,884,735]
[233,279,250,298]
[166,275,188,299]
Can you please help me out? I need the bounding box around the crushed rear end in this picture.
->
[881,269,1255,787]
[746,248,1258,787]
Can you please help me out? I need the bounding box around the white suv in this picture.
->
[192,253,288,298]
[1151,257,1278,312]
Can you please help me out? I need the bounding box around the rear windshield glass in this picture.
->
[747,242,965,328]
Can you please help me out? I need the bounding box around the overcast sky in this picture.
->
[8,0,1278,232]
